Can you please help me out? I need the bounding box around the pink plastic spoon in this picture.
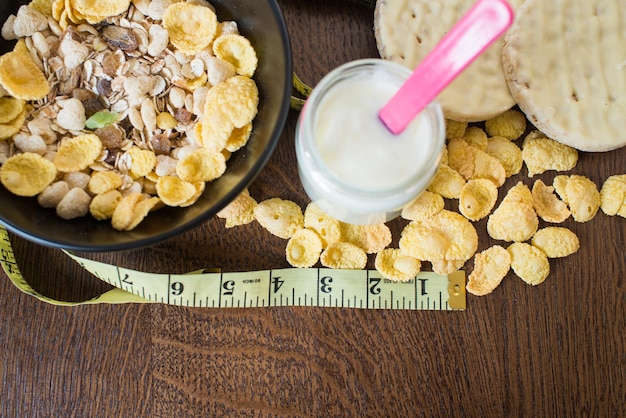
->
[378,0,515,135]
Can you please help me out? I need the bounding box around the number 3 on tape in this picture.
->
[0,226,465,309]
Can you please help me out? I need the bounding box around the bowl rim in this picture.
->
[0,0,293,252]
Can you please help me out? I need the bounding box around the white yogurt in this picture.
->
[296,59,445,225]
[314,77,432,192]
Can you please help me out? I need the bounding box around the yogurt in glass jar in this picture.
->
[295,59,446,225]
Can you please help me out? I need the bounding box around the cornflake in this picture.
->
[254,198,304,239]
[0,51,50,100]
[485,135,523,178]
[401,190,444,221]
[487,182,538,242]
[303,202,341,248]
[427,163,466,199]
[339,222,392,254]
[285,228,323,268]
[522,130,578,177]
[531,179,570,223]
[216,189,257,228]
[430,259,465,276]
[375,248,421,282]
[0,152,56,196]
[600,174,626,218]
[162,2,217,54]
[213,34,258,78]
[553,175,601,223]
[445,119,467,139]
[462,126,488,151]
[399,209,477,264]
[484,109,527,141]
[458,178,498,222]
[531,227,580,258]
[448,137,505,187]
[508,242,550,286]
[53,134,102,172]
[320,242,367,270]
[466,245,511,296]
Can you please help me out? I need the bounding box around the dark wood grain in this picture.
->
[1,0,625,416]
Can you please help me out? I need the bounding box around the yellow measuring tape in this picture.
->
[0,225,466,309]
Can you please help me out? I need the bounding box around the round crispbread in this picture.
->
[374,0,523,122]
[502,0,626,152]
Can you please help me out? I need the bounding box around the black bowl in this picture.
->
[0,0,292,251]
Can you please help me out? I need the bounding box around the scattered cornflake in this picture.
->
[458,178,498,222]
[339,222,392,254]
[485,135,523,177]
[375,248,421,282]
[462,126,488,151]
[216,189,257,228]
[303,202,341,248]
[487,182,538,242]
[600,174,626,218]
[254,198,304,239]
[466,245,511,296]
[445,119,467,139]
[522,130,578,177]
[448,137,506,187]
[286,228,323,268]
[399,209,478,264]
[507,242,550,286]
[531,227,580,258]
[553,175,601,223]
[426,163,466,199]
[401,190,445,221]
[320,242,367,270]
[531,179,570,223]
[484,109,526,141]
[430,259,465,276]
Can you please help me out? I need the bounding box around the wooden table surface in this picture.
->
[1,1,625,416]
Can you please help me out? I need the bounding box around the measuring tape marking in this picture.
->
[64,250,465,309]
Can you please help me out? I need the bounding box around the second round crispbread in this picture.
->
[374,0,523,122]
[502,0,626,152]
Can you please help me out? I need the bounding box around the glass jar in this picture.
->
[295,59,446,225]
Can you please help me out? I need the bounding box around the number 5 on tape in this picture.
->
[63,252,466,310]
